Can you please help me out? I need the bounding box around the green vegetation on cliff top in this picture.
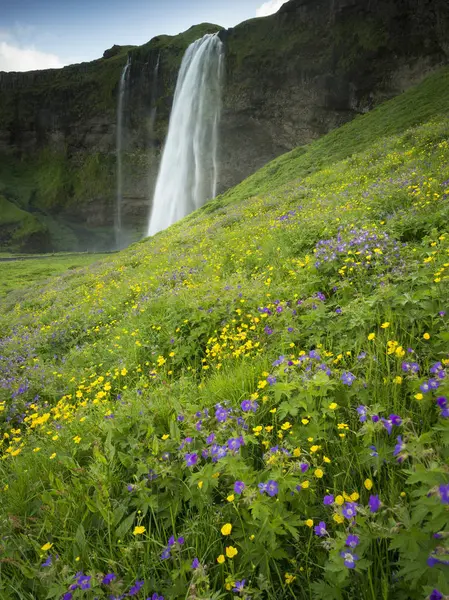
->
[0,66,448,600]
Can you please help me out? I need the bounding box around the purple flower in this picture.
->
[160,548,171,560]
[191,557,200,569]
[381,414,401,435]
[341,371,356,386]
[340,551,359,568]
[393,435,405,462]
[149,595,164,600]
[300,462,309,473]
[227,437,244,451]
[241,400,252,411]
[128,580,144,596]
[206,432,215,444]
[371,414,380,423]
[368,494,381,513]
[369,445,378,457]
[266,480,279,497]
[264,326,273,335]
[357,405,367,423]
[439,484,449,504]
[267,375,277,385]
[429,590,443,600]
[177,536,185,545]
[234,481,245,494]
[345,534,360,548]
[177,415,184,422]
[41,555,52,567]
[62,594,73,600]
[314,521,327,537]
[102,573,117,585]
[78,574,92,590]
[437,396,447,408]
[323,494,334,505]
[342,502,358,519]
[232,580,246,593]
[185,453,198,467]
[429,378,440,390]
[420,381,430,393]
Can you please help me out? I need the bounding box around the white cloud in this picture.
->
[256,0,289,17]
[0,41,64,72]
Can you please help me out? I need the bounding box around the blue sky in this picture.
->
[0,0,287,71]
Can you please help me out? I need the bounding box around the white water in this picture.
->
[147,33,224,236]
[115,56,131,248]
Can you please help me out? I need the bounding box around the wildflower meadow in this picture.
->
[1,69,449,600]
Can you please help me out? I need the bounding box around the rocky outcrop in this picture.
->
[0,1,448,251]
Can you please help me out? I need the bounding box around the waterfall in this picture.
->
[147,33,224,236]
[149,53,160,140]
[115,56,131,249]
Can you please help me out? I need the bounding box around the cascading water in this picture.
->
[115,56,131,248]
[147,33,223,236]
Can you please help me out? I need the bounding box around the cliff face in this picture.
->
[0,0,448,252]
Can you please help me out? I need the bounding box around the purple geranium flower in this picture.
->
[185,453,198,467]
[340,551,358,568]
[232,580,246,593]
[342,502,358,519]
[439,484,449,504]
[41,555,52,568]
[323,494,334,505]
[345,534,360,548]
[357,405,367,422]
[369,494,381,513]
[234,481,245,494]
[266,480,279,497]
[429,590,443,600]
[314,521,327,537]
[102,573,117,585]
[393,435,405,462]
[341,371,356,386]
[128,581,144,596]
[191,558,200,569]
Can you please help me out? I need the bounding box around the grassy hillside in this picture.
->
[0,68,448,600]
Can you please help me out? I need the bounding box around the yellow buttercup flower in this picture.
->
[335,495,344,506]
[161,434,169,440]
[381,322,390,329]
[415,393,423,401]
[305,519,313,527]
[314,468,324,478]
[198,480,203,489]
[217,554,225,564]
[133,526,146,535]
[350,492,360,501]
[423,332,430,340]
[221,523,232,536]
[333,513,344,524]
[285,572,296,584]
[364,479,373,490]
[328,402,338,410]
[41,542,53,552]
[368,333,375,340]
[226,494,235,502]
[225,546,238,558]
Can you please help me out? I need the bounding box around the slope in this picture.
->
[0,67,448,600]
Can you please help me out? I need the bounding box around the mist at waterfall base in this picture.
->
[147,33,224,237]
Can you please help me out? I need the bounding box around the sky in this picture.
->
[0,0,288,72]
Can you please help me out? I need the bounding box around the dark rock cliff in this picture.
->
[0,0,448,251]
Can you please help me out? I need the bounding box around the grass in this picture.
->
[0,253,110,298]
[0,67,448,600]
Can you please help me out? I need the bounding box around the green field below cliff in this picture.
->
[0,67,448,600]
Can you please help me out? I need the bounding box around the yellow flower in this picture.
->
[33,447,41,453]
[221,523,232,536]
[227,494,235,502]
[305,519,314,527]
[285,572,296,584]
[314,468,324,479]
[310,445,320,453]
[323,456,331,463]
[381,322,390,329]
[249,534,255,541]
[301,480,310,489]
[293,447,301,457]
[328,402,338,410]
[350,492,360,501]
[281,421,292,431]
[400,491,406,498]
[161,434,169,440]
[198,481,203,489]
[73,436,81,444]
[41,542,53,552]
[423,332,430,340]
[333,513,344,524]
[335,495,344,506]
[368,333,375,340]
[225,546,238,558]
[217,554,225,564]
[394,376,403,384]
[414,393,423,401]
[49,453,56,460]
[133,526,146,535]
[364,479,373,491]
[269,408,277,413]
[121,368,128,376]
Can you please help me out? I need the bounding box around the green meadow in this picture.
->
[0,67,448,600]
